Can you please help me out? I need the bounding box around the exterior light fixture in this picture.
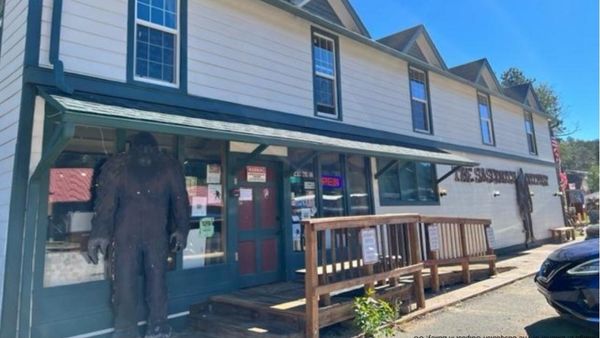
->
[493,191,501,197]
[439,188,448,197]
[554,191,564,196]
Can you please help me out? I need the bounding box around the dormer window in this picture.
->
[477,93,495,145]
[134,0,179,86]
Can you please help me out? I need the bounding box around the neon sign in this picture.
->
[321,175,342,188]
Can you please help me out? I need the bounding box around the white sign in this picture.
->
[247,166,267,183]
[239,188,253,201]
[304,181,315,190]
[208,184,222,205]
[360,228,379,265]
[206,164,221,184]
[428,224,440,251]
[485,227,496,249]
[191,196,207,217]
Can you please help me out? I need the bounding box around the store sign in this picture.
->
[247,166,267,183]
[360,228,379,265]
[455,167,548,186]
[321,175,342,188]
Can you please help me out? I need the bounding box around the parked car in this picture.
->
[535,238,599,326]
[585,224,599,239]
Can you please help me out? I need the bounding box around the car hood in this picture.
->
[548,238,599,262]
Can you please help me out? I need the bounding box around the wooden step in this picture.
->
[189,312,305,338]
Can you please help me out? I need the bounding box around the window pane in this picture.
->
[320,153,344,217]
[136,25,176,83]
[315,76,335,114]
[410,79,426,101]
[347,155,370,215]
[137,3,150,21]
[313,36,334,76]
[398,161,418,201]
[44,126,116,287]
[479,102,490,119]
[411,101,428,131]
[416,162,436,201]
[289,149,318,252]
[377,159,401,203]
[182,138,227,269]
[481,120,493,144]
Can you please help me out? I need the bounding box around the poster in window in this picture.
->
[239,188,253,201]
[191,196,207,217]
[206,164,221,184]
[208,184,222,205]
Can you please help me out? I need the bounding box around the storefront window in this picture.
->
[346,155,370,215]
[289,149,317,252]
[182,138,226,268]
[377,159,438,205]
[320,153,344,217]
[44,126,116,287]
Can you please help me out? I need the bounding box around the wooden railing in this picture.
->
[302,214,426,338]
[419,217,497,292]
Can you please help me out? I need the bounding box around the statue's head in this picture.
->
[130,132,159,167]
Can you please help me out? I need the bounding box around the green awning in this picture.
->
[45,94,478,167]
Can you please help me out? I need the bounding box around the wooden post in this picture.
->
[304,223,319,338]
[408,222,426,309]
[429,251,440,293]
[459,223,471,284]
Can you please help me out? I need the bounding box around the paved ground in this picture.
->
[395,278,598,338]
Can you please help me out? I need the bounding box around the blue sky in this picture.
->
[351,0,599,140]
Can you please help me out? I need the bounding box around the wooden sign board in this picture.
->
[360,228,379,265]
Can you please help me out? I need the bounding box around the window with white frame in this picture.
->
[477,93,495,145]
[312,32,339,118]
[409,67,432,133]
[524,111,537,155]
[134,0,178,85]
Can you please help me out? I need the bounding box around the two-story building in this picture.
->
[0,0,564,337]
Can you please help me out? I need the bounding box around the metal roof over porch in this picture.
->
[43,93,478,167]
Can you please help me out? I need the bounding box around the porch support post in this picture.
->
[408,222,426,309]
[459,223,471,284]
[304,222,319,338]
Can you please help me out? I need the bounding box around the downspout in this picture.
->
[49,0,73,93]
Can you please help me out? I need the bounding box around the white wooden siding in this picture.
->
[0,0,28,314]
[35,0,554,161]
[372,154,563,249]
[39,0,128,82]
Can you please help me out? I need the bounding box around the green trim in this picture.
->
[25,69,557,167]
[259,0,548,118]
[49,0,72,93]
[311,26,343,121]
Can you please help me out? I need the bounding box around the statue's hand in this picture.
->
[87,237,110,264]
[169,231,186,253]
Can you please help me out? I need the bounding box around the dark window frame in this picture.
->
[477,91,496,146]
[376,159,440,206]
[311,27,343,121]
[408,65,434,134]
[524,111,538,155]
[0,0,5,60]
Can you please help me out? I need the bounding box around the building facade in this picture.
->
[0,0,564,337]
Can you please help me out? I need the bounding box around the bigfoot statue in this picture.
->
[87,132,190,338]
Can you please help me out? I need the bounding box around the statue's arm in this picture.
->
[169,158,191,250]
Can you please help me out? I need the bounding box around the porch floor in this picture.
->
[186,264,504,337]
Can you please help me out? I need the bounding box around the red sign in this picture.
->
[321,175,342,188]
[246,166,267,183]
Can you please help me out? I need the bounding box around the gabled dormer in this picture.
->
[378,25,447,70]
[289,0,370,37]
[449,58,502,94]
[503,83,544,113]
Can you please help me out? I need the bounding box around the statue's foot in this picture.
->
[145,323,172,338]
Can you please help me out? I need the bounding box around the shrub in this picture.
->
[353,288,397,337]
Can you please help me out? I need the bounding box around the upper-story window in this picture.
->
[312,30,340,119]
[524,111,538,155]
[477,92,495,146]
[409,67,432,133]
[135,0,179,86]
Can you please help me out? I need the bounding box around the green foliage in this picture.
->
[559,138,599,171]
[500,67,569,136]
[353,289,397,338]
[588,165,599,193]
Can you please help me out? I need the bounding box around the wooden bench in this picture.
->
[550,227,576,243]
